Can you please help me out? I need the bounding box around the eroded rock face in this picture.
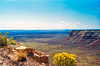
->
[0,47,49,66]
[70,30,100,39]
[0,41,49,66]
[12,46,49,65]
[66,30,100,49]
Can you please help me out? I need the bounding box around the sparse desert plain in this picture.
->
[0,30,100,66]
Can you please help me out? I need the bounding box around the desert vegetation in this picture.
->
[22,41,100,66]
[0,32,17,47]
[0,30,99,66]
[14,50,27,61]
[0,32,27,62]
[53,52,77,66]
[0,32,8,47]
[10,40,17,45]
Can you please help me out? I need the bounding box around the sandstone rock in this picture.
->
[66,30,100,49]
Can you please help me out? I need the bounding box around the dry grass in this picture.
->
[14,50,27,61]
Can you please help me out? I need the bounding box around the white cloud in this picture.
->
[85,25,88,27]
[59,21,82,29]
[58,21,92,29]
[61,21,67,23]
[76,22,80,24]
[0,14,93,30]
[0,19,81,30]
[0,20,92,30]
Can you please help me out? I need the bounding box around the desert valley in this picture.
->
[0,30,100,66]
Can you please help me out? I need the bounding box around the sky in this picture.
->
[0,0,100,30]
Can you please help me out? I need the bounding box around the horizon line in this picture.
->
[0,29,100,30]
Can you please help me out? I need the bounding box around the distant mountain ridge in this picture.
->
[66,30,100,49]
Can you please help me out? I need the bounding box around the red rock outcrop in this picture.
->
[86,39,100,49]
[66,30,100,49]
[0,42,49,66]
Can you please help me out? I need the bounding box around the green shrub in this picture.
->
[0,32,2,36]
[0,32,10,47]
[0,35,7,46]
[53,52,77,66]
[0,32,16,47]
[6,39,10,44]
[10,40,17,45]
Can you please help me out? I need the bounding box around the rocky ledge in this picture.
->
[0,42,49,66]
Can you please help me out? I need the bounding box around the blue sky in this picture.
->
[0,0,100,30]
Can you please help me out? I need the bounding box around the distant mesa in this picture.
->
[66,30,100,49]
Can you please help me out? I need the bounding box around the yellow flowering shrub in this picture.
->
[53,52,77,66]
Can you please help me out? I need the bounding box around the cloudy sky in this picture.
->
[0,0,100,30]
